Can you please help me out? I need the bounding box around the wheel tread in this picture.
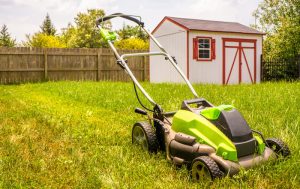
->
[133,121,158,153]
[266,138,291,157]
[193,156,223,180]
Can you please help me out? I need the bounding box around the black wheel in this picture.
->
[132,121,158,153]
[266,138,291,157]
[191,156,223,181]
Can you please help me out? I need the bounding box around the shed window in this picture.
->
[193,37,216,61]
[198,38,211,59]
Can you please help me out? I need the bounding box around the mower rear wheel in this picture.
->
[266,138,290,157]
[132,121,158,153]
[191,156,223,181]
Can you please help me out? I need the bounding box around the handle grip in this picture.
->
[181,98,214,112]
[96,13,144,27]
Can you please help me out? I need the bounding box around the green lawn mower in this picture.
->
[96,13,290,181]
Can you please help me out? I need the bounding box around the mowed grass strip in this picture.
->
[0,81,299,188]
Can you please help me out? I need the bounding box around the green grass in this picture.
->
[0,81,299,188]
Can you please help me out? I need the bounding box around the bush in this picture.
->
[24,33,66,48]
[114,38,149,50]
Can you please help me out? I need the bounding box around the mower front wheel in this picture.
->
[132,121,158,153]
[191,156,223,182]
[266,138,290,158]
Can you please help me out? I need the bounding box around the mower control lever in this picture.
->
[116,60,126,69]
[165,56,178,64]
[134,108,148,115]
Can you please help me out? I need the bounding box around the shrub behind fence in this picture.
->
[261,55,300,81]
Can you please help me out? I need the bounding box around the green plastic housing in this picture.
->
[100,29,117,41]
[254,135,266,154]
[172,110,238,162]
[200,105,234,120]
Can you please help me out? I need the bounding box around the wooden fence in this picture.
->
[261,54,300,81]
[0,47,149,84]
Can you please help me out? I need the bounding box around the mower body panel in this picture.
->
[172,110,238,161]
[209,108,258,157]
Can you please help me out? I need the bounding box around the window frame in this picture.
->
[195,36,213,61]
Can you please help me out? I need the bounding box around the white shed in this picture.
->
[150,17,264,84]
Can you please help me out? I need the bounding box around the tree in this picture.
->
[114,38,149,50]
[253,0,300,59]
[24,33,66,48]
[61,23,78,48]
[24,13,63,48]
[116,25,148,41]
[0,25,16,47]
[61,9,111,48]
[40,13,56,36]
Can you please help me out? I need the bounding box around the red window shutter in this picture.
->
[211,38,216,59]
[193,38,198,59]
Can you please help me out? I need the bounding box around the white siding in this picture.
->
[188,31,263,84]
[150,20,187,83]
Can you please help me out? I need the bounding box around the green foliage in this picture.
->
[0,81,299,188]
[114,25,149,50]
[40,13,56,36]
[24,33,66,48]
[114,38,149,50]
[0,25,16,47]
[61,9,111,48]
[116,25,148,41]
[60,24,77,48]
[253,0,300,59]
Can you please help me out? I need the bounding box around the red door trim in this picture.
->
[242,48,254,83]
[222,40,226,84]
[254,42,257,83]
[238,42,242,83]
[225,46,255,49]
[222,38,257,84]
[226,48,239,84]
[187,30,189,79]
[222,38,257,43]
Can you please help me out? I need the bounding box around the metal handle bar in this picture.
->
[96,13,144,27]
[120,52,168,59]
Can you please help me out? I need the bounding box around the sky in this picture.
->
[0,0,262,43]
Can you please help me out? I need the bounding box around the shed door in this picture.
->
[222,38,257,84]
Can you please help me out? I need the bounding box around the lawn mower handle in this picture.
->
[181,98,214,111]
[96,13,144,27]
[96,13,199,109]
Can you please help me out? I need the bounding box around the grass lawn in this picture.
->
[0,81,299,188]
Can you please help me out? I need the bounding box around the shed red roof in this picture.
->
[153,16,264,35]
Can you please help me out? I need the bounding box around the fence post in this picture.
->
[142,56,147,81]
[97,49,102,81]
[44,49,48,80]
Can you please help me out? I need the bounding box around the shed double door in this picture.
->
[222,38,257,84]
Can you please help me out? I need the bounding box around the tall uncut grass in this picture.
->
[0,81,299,188]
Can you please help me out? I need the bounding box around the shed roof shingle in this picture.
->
[155,16,264,35]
